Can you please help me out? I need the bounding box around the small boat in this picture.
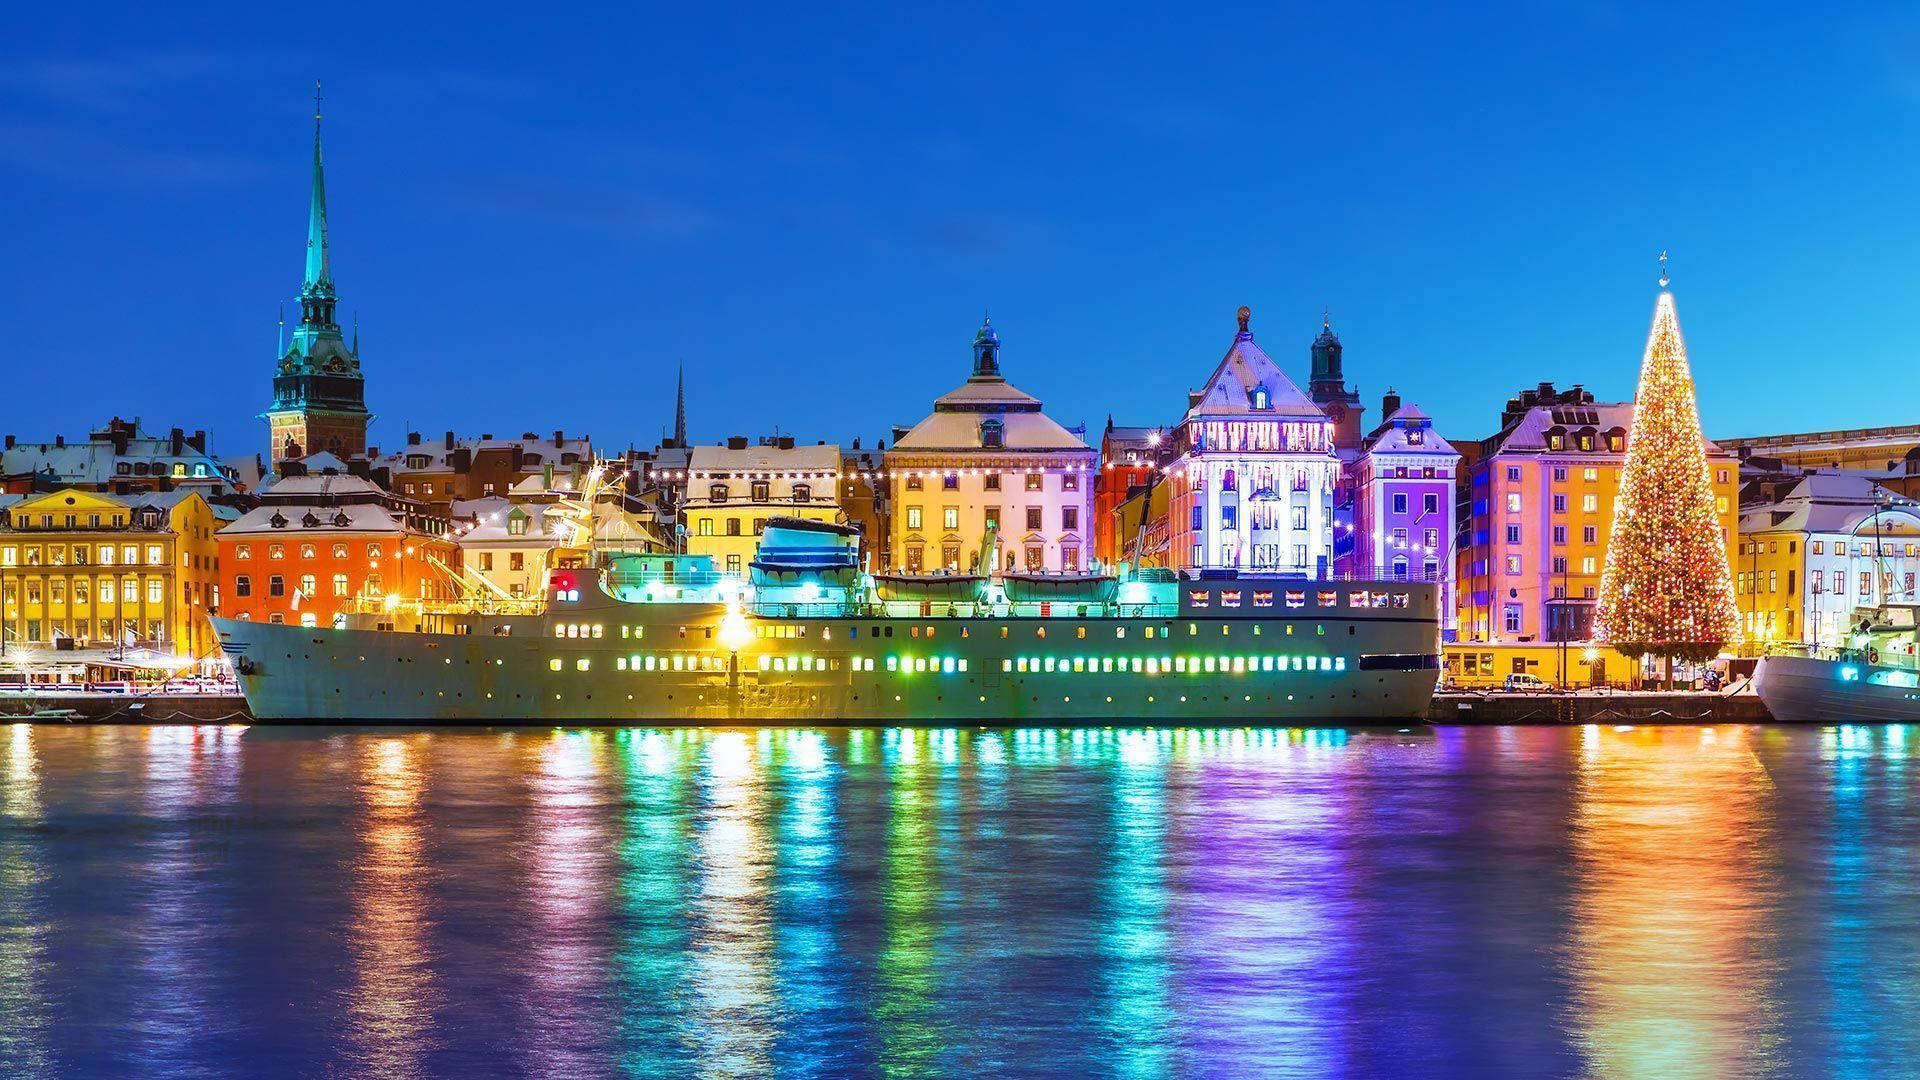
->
[1755,602,1920,723]
[1001,571,1119,605]
[750,518,862,589]
[0,708,80,722]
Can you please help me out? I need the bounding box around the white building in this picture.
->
[1167,308,1340,573]
[682,439,843,577]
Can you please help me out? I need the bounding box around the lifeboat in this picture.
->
[1000,571,1119,604]
[749,518,861,589]
[869,571,988,604]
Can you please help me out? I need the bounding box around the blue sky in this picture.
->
[4,2,1918,462]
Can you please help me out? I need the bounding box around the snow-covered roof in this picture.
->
[1740,471,1920,536]
[1363,404,1459,457]
[1186,330,1323,421]
[689,443,842,473]
[0,426,228,485]
[299,451,350,473]
[372,434,592,473]
[259,473,388,499]
[221,502,409,536]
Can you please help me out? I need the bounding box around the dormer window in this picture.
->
[709,483,729,502]
[1407,429,1424,446]
[1252,387,1271,410]
[793,484,811,502]
[508,513,528,536]
[981,419,1004,448]
[751,481,770,503]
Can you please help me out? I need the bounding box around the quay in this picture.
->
[6,690,1777,725]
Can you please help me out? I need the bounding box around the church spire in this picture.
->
[299,80,338,332]
[673,364,688,446]
[971,312,1002,379]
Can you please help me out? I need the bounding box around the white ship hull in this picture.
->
[1754,654,1920,725]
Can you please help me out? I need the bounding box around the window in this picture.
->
[943,507,959,530]
[1506,466,1522,482]
[905,475,923,492]
[300,543,317,560]
[365,573,383,596]
[984,474,1001,491]
[1252,386,1270,410]
[267,575,284,598]
[1424,493,1439,515]
[1026,507,1042,531]
[1552,494,1567,513]
[1583,526,1597,544]
[1715,496,1729,513]
[793,484,812,502]
[1505,555,1522,575]
[751,481,770,503]
[1024,544,1044,570]
[299,574,316,597]
[1583,468,1598,482]
[1506,524,1521,545]
[235,544,252,561]
[1019,474,1041,492]
[1062,473,1079,491]
[268,543,285,560]
[1504,604,1523,634]
[1581,494,1598,513]
[726,554,742,573]
[146,579,163,604]
[1062,507,1079,531]
[906,507,923,530]
[980,420,1004,448]
[1552,556,1568,574]
[984,507,1000,530]
[1553,467,1567,482]
[367,543,383,559]
[510,552,525,571]
[1062,546,1080,572]
[1506,493,1521,513]
[1581,557,1596,574]
[1392,492,1408,515]
[726,518,742,537]
[1552,525,1566,544]
[1811,540,1824,555]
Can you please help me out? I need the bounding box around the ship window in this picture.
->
[1002,659,1012,672]
[1115,627,1125,638]
[886,656,898,671]
[1076,626,1087,639]
[1016,658,1028,672]
[549,658,562,671]
[1000,627,1008,638]
[1037,627,1047,639]
[1219,591,1241,608]
[592,624,604,638]
[1188,623,1198,636]
[1253,591,1274,608]
[616,657,627,670]
[1188,590,1209,608]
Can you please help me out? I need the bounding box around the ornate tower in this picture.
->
[1307,314,1363,453]
[262,85,372,464]
[971,314,1001,378]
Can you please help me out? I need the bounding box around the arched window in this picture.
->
[1252,386,1270,410]
[980,419,1004,449]
[1222,468,1237,492]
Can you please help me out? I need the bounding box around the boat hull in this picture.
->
[214,609,1440,725]
[1754,654,1920,724]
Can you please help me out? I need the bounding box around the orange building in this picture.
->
[217,474,457,627]
[1093,421,1172,567]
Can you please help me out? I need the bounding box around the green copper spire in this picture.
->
[298,80,339,333]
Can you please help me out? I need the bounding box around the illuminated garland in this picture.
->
[1594,291,1740,662]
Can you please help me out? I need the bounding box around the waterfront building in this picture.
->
[682,438,842,576]
[2,419,240,496]
[1167,307,1340,573]
[1455,382,1739,644]
[263,99,372,465]
[1352,390,1460,627]
[366,430,593,505]
[838,441,890,572]
[1094,421,1173,567]
[884,318,1096,573]
[1719,423,1920,474]
[1110,479,1172,569]
[454,477,664,599]
[216,474,457,627]
[1734,470,1920,647]
[0,487,228,663]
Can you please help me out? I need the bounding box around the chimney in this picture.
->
[778,435,795,450]
[444,430,455,450]
[3,434,12,449]
[407,431,422,446]
[852,437,861,450]
[170,427,184,455]
[55,435,64,448]
[727,435,749,450]
[553,429,564,448]
[189,430,206,453]
[1381,388,1402,420]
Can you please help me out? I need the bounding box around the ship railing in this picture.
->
[1772,642,1920,671]
[1180,566,1445,584]
[749,600,1182,621]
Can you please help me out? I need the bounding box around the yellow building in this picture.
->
[683,440,842,577]
[0,488,226,670]
[1734,471,1920,650]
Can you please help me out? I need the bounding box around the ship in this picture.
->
[212,517,1442,723]
[1753,602,1920,724]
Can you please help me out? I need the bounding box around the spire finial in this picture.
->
[1658,249,1670,289]
[351,312,359,355]
[1322,305,1331,329]
[1237,305,1251,334]
[277,302,286,355]
[314,79,324,123]
[673,363,688,447]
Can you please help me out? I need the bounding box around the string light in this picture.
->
[1594,288,1739,663]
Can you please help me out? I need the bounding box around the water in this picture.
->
[0,723,1915,1078]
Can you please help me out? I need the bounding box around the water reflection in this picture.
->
[1568,725,1784,1077]
[342,737,437,1077]
[3,724,1920,1076]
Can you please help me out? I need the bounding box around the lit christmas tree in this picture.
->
[1595,280,1740,668]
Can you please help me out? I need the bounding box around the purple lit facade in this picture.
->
[1350,393,1459,636]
